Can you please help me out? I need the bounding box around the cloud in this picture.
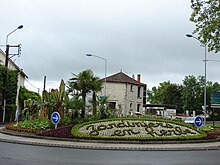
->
[0,0,219,92]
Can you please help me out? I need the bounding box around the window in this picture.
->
[137,104,140,112]
[130,85,133,92]
[109,102,116,109]
[137,86,141,98]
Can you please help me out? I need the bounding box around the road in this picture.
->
[0,141,220,165]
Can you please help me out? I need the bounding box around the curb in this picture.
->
[0,128,220,151]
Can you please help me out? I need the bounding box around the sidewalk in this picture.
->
[0,127,220,151]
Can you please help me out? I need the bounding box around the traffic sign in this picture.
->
[211,93,220,104]
[51,112,60,125]
[194,116,203,128]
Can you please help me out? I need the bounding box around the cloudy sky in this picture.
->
[0,0,219,93]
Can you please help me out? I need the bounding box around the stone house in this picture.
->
[0,49,28,121]
[99,71,147,116]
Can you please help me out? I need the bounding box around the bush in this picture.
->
[61,115,72,125]
[17,118,52,130]
[200,125,214,132]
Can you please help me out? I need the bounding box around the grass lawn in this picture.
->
[207,121,220,128]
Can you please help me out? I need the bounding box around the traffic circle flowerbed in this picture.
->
[72,118,207,141]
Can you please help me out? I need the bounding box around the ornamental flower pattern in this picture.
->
[78,120,199,138]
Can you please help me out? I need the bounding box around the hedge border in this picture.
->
[71,117,207,141]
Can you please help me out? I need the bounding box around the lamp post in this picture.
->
[186,34,207,126]
[2,25,23,122]
[6,25,23,46]
[86,53,107,96]
[206,60,220,63]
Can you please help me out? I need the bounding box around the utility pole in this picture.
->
[2,44,21,122]
[2,45,9,122]
[1,25,23,122]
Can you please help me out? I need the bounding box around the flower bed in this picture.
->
[72,118,207,141]
[37,125,74,138]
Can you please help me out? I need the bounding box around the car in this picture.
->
[184,117,196,124]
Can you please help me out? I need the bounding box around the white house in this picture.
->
[99,71,147,116]
[0,49,28,121]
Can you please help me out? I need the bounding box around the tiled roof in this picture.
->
[105,71,142,85]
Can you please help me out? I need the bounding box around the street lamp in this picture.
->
[2,25,23,122]
[6,25,23,46]
[186,34,207,126]
[86,53,107,96]
[206,59,220,63]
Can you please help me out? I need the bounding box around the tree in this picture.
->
[68,69,102,118]
[190,0,220,52]
[147,81,183,113]
[65,95,84,119]
[19,87,41,111]
[90,76,103,117]
[19,87,41,101]
[181,75,206,115]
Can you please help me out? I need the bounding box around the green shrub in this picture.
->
[61,115,72,125]
[17,118,52,130]
[200,125,214,132]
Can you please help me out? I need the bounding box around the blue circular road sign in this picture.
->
[194,116,203,127]
[51,112,60,125]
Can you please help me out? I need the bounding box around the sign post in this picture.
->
[51,112,60,129]
[194,116,203,130]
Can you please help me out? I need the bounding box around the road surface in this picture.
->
[0,141,219,165]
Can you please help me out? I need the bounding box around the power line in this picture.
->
[24,78,39,90]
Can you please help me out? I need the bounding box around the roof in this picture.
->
[105,71,143,86]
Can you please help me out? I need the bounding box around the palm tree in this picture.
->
[90,76,103,117]
[68,69,102,118]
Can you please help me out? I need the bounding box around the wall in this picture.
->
[0,49,26,116]
[103,82,143,116]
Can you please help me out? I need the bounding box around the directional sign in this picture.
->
[194,116,203,128]
[51,112,60,125]
[211,93,220,104]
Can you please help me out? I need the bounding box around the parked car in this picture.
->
[184,117,196,124]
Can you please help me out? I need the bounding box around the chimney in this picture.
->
[132,74,135,79]
[137,74,141,82]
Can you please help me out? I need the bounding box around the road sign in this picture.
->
[51,112,60,125]
[98,95,107,100]
[194,116,203,128]
[211,93,220,104]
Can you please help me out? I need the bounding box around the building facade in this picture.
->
[0,49,28,120]
[100,71,146,116]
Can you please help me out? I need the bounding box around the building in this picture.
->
[100,71,146,116]
[144,104,177,118]
[0,49,28,121]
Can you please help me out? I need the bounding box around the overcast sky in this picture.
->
[0,0,220,93]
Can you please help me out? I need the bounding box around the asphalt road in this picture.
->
[0,141,220,165]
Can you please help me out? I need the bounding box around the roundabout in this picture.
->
[0,126,220,151]
[72,118,206,141]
